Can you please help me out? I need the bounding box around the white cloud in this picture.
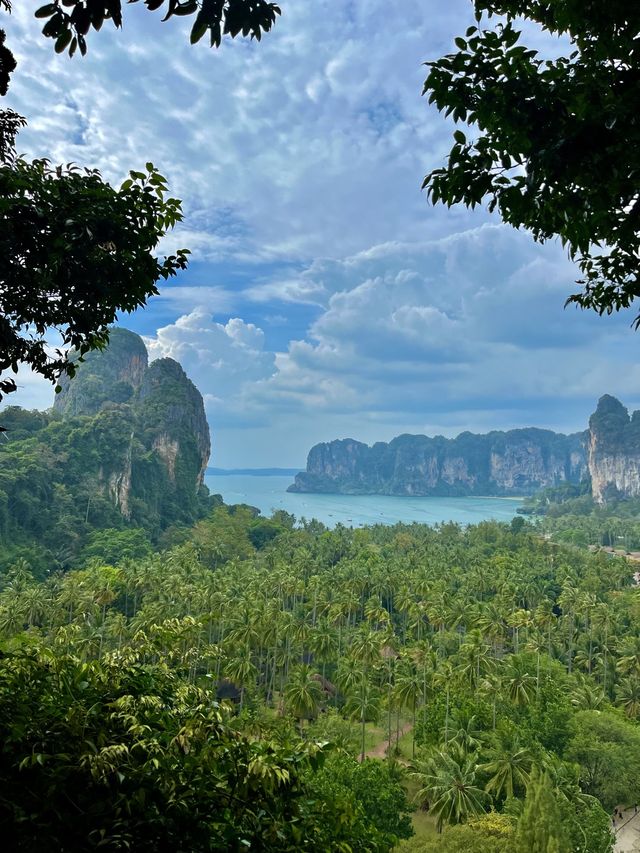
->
[144,308,277,429]
[3,0,484,263]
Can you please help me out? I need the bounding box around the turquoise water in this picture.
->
[204,474,523,529]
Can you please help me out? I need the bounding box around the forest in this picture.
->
[3,0,640,849]
[1,506,638,851]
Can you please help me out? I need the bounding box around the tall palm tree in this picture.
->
[394,660,421,758]
[479,731,534,801]
[433,660,457,743]
[224,645,257,710]
[412,749,488,832]
[570,676,605,711]
[284,664,323,730]
[344,675,381,761]
[504,657,536,707]
[616,676,640,719]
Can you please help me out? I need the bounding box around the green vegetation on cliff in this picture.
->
[0,329,215,574]
[292,395,640,507]
[290,428,588,497]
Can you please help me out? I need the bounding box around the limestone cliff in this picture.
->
[54,328,148,417]
[52,329,212,526]
[589,395,640,503]
[290,429,588,497]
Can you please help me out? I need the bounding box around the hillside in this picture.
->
[0,329,216,573]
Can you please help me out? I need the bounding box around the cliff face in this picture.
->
[589,395,640,503]
[53,329,212,524]
[54,328,148,417]
[290,428,588,497]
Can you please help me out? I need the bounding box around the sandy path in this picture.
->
[361,723,413,761]
[614,807,640,852]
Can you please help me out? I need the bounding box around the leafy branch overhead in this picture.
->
[0,155,188,400]
[423,1,640,324]
[33,0,281,55]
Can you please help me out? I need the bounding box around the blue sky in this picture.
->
[4,1,640,466]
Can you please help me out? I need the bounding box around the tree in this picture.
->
[480,730,533,801]
[0,130,188,400]
[514,767,571,853]
[423,2,640,324]
[284,664,323,727]
[565,710,640,810]
[410,812,515,853]
[412,748,488,832]
[307,754,414,851]
[6,1,280,61]
[394,659,421,758]
[0,645,353,852]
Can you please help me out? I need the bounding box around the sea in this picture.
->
[203,472,523,529]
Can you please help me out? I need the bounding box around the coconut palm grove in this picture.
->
[2,507,639,851]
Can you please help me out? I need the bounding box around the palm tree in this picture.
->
[309,620,337,682]
[479,731,534,800]
[617,635,640,679]
[394,660,421,758]
[224,645,257,710]
[504,657,536,707]
[616,676,640,718]
[559,582,582,675]
[449,711,483,756]
[344,676,381,761]
[284,664,323,730]
[570,675,604,711]
[456,629,493,688]
[412,749,488,832]
[433,660,457,743]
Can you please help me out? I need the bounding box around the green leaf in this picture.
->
[190,16,208,44]
[54,29,73,54]
[35,4,57,18]
[453,129,466,144]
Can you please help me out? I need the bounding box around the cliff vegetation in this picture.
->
[0,329,216,574]
[291,395,640,507]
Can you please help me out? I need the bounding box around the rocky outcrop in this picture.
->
[138,358,211,489]
[589,395,640,503]
[53,329,212,526]
[54,328,148,417]
[292,396,640,503]
[290,428,588,497]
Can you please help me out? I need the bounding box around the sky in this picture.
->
[3,1,640,467]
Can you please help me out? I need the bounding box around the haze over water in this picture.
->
[205,474,522,529]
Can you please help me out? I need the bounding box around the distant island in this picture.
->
[289,395,640,503]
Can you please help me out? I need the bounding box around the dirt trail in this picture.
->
[360,723,413,761]
[614,808,640,852]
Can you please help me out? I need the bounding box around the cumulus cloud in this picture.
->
[144,309,277,428]
[4,0,484,263]
[245,227,640,445]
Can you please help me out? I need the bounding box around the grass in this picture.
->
[360,715,414,757]
[396,726,415,761]
[395,776,439,849]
